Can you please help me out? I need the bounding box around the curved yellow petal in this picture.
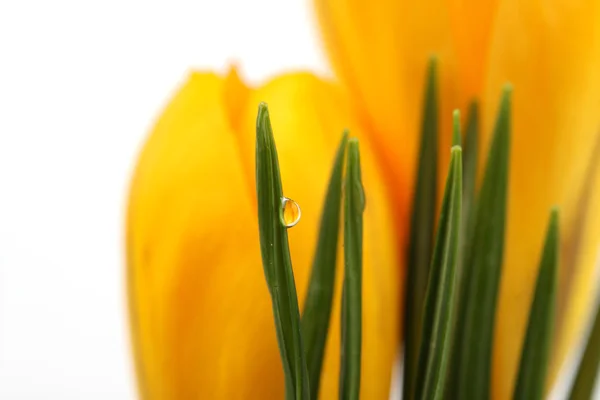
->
[127,70,401,399]
[237,74,402,400]
[481,1,600,398]
[446,0,500,104]
[313,0,452,212]
[127,71,278,399]
[313,0,500,211]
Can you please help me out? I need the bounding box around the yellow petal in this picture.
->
[127,71,278,399]
[127,70,401,399]
[313,0,500,211]
[238,73,402,400]
[481,1,600,398]
[446,0,500,104]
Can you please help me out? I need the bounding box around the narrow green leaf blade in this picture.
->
[415,146,463,400]
[460,101,480,267]
[302,131,349,399]
[256,103,309,400]
[569,301,600,400]
[339,138,364,400]
[404,57,439,400]
[457,85,512,399]
[452,110,461,147]
[513,209,559,400]
[445,100,479,399]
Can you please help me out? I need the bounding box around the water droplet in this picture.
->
[280,197,301,228]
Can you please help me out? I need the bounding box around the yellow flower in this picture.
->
[314,0,600,398]
[127,70,400,398]
[128,0,600,399]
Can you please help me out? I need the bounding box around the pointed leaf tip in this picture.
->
[415,146,462,400]
[302,131,348,399]
[453,110,461,147]
[513,209,559,400]
[257,102,269,123]
[456,87,511,399]
[403,56,439,400]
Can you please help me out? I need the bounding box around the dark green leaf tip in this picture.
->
[513,208,559,400]
[302,131,349,400]
[498,85,512,120]
[403,55,440,400]
[424,56,438,94]
[347,139,365,212]
[426,58,438,90]
[548,207,559,237]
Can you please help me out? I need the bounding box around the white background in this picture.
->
[0,1,596,399]
[0,1,328,398]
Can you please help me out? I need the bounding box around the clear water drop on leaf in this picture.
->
[280,197,301,228]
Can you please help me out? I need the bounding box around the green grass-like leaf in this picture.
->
[255,103,310,400]
[339,138,364,400]
[404,57,439,400]
[456,85,512,399]
[513,209,559,400]
[445,101,480,398]
[569,301,600,400]
[302,132,349,399]
[415,146,463,400]
[452,110,461,147]
[460,100,480,268]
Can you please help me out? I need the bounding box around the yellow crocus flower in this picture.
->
[128,1,600,399]
[127,70,400,398]
[314,0,600,398]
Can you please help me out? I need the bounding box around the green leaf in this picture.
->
[255,103,310,400]
[339,138,364,400]
[513,209,559,400]
[415,146,463,400]
[456,85,512,399]
[569,301,600,400]
[452,110,461,147]
[403,57,439,400]
[460,100,480,268]
[302,131,348,399]
[445,101,480,398]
